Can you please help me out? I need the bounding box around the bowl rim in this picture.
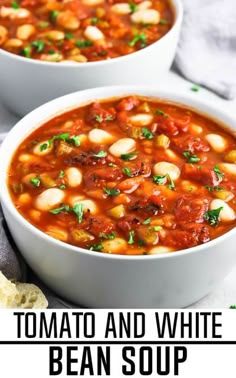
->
[1,84,236,261]
[0,0,183,68]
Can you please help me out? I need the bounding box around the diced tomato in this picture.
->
[160,224,210,249]
[175,195,209,223]
[172,115,191,132]
[118,176,144,193]
[155,117,179,137]
[117,96,140,111]
[117,216,140,232]
[83,216,115,237]
[171,135,210,154]
[84,166,123,188]
[87,102,116,124]
[182,164,222,187]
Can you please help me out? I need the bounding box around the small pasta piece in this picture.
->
[219,163,236,176]
[205,134,227,153]
[0,25,8,45]
[210,199,235,222]
[102,238,127,254]
[70,198,98,214]
[111,3,131,15]
[46,30,65,41]
[33,140,53,156]
[16,24,35,40]
[131,9,160,24]
[0,6,30,19]
[84,26,104,42]
[18,193,32,205]
[56,11,80,30]
[153,162,180,181]
[149,246,174,255]
[138,1,152,10]
[88,129,114,144]
[35,188,65,211]
[189,123,203,135]
[29,209,41,222]
[129,113,153,126]
[65,167,82,187]
[4,38,23,49]
[46,226,68,242]
[109,138,136,157]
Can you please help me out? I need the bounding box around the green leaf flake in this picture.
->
[204,207,223,226]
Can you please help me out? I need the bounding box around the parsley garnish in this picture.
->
[122,167,132,177]
[65,33,73,40]
[76,40,93,48]
[149,226,162,232]
[191,84,200,92]
[89,243,104,252]
[142,128,154,139]
[30,176,41,187]
[153,175,167,185]
[154,109,168,117]
[50,10,60,21]
[120,152,138,161]
[94,114,102,123]
[204,207,223,226]
[11,1,19,9]
[58,170,64,178]
[50,205,71,215]
[129,2,138,12]
[39,133,80,151]
[32,40,45,53]
[50,203,84,223]
[214,165,224,180]
[58,184,66,189]
[128,230,135,244]
[128,33,147,47]
[99,232,116,240]
[230,305,236,309]
[39,22,49,28]
[104,187,120,196]
[93,150,107,158]
[183,150,201,164]
[168,175,175,191]
[205,186,223,192]
[159,19,168,25]
[108,162,117,167]
[142,217,152,225]
[20,45,31,58]
[91,17,99,25]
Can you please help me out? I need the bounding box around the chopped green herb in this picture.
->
[58,184,66,189]
[191,84,200,92]
[39,143,48,151]
[142,128,154,139]
[142,217,152,225]
[73,203,84,224]
[94,114,102,123]
[153,175,167,185]
[104,187,120,196]
[32,40,45,53]
[65,33,73,40]
[40,133,80,150]
[183,150,201,164]
[214,165,224,180]
[149,226,162,232]
[105,115,114,121]
[120,152,138,161]
[159,19,168,25]
[30,176,41,187]
[205,185,223,192]
[89,243,104,252]
[197,165,203,170]
[48,49,56,55]
[39,22,49,28]
[70,135,81,146]
[91,17,99,25]
[122,167,132,177]
[50,10,60,21]
[129,2,138,12]
[138,240,146,246]
[108,162,117,167]
[50,204,71,215]
[20,45,31,58]
[168,175,175,191]
[205,207,223,226]
[99,232,116,240]
[11,1,19,9]
[230,305,236,309]
[93,150,107,158]
[128,230,135,245]
[58,170,65,179]
[128,33,147,47]
[49,203,83,223]
[154,109,168,117]
[76,40,93,48]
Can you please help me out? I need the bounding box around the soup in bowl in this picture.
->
[1,86,236,308]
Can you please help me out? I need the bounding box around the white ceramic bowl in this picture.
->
[1,86,236,308]
[0,0,182,117]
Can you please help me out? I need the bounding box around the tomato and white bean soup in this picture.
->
[8,96,236,255]
[0,0,173,62]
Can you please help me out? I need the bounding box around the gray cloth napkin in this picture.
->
[174,0,236,99]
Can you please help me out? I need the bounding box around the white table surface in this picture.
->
[1,70,236,308]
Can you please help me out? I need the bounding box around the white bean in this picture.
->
[219,163,236,176]
[205,134,227,153]
[65,167,82,187]
[0,6,30,19]
[149,246,174,254]
[0,25,8,45]
[84,26,104,42]
[109,138,136,157]
[47,30,65,41]
[18,153,39,163]
[82,0,104,5]
[33,140,53,156]
[16,24,35,40]
[138,1,152,10]
[56,11,80,30]
[70,198,98,214]
[35,188,65,211]
[4,38,23,49]
[210,199,235,222]
[102,238,127,254]
[131,9,160,24]
[153,162,180,181]
[189,123,203,135]
[88,129,114,144]
[129,113,153,126]
[111,3,131,15]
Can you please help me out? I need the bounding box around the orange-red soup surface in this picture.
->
[0,0,173,62]
[8,96,236,255]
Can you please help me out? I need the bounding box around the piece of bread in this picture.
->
[0,271,19,308]
[0,271,48,309]
[15,283,48,309]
